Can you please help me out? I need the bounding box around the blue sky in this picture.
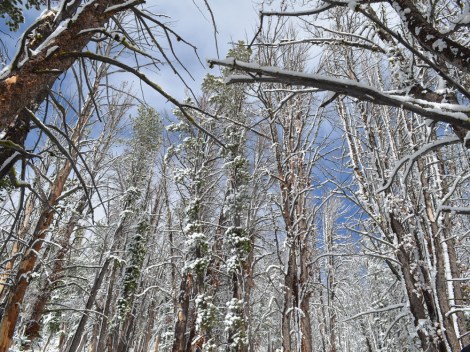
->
[0,1,260,107]
[143,0,260,101]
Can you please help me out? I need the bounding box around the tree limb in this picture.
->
[207,58,470,131]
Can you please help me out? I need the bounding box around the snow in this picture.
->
[378,136,460,192]
[0,151,19,174]
[77,27,106,35]
[0,64,12,80]
[2,2,470,351]
[347,0,360,10]
[104,0,141,13]
[432,39,447,52]
[450,47,459,56]
[46,45,59,58]
[186,232,207,246]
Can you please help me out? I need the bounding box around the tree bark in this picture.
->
[388,0,470,74]
[172,272,192,352]
[96,263,118,352]
[0,0,141,130]
[23,198,87,346]
[0,193,35,301]
[390,216,442,352]
[67,258,111,352]
[0,157,74,351]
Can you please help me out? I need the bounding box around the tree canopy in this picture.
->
[0,1,469,351]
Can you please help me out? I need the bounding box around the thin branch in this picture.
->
[62,51,226,148]
[377,136,461,192]
[342,303,405,323]
[23,108,93,213]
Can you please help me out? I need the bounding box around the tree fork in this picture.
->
[0,0,143,170]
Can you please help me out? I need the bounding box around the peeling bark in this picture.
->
[0,0,142,131]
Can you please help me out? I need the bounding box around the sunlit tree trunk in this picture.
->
[0,76,97,350]
[253,26,320,350]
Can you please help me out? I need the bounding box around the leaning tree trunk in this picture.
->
[0,75,96,349]
[0,160,73,351]
[22,197,87,346]
[0,193,35,301]
[22,60,107,347]
[66,258,111,352]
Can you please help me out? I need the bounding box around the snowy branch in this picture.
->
[63,51,226,149]
[207,59,470,131]
[342,303,405,322]
[377,136,461,193]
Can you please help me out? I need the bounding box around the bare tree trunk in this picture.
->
[116,308,136,352]
[154,335,160,352]
[390,216,445,352]
[87,312,101,352]
[96,263,118,352]
[281,245,294,351]
[138,299,156,352]
[0,193,35,301]
[172,272,192,352]
[0,0,141,131]
[66,257,111,352]
[23,198,87,345]
[0,159,73,351]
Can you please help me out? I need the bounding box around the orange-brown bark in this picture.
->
[0,163,70,352]
[0,0,141,131]
[0,70,96,349]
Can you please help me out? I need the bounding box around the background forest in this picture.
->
[0,0,469,351]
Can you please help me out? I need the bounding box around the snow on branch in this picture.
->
[260,3,336,17]
[438,206,470,215]
[258,1,383,18]
[104,0,143,14]
[436,172,470,217]
[342,303,405,323]
[389,0,470,74]
[251,37,385,53]
[377,136,461,193]
[308,252,402,267]
[260,1,470,75]
[445,307,470,317]
[207,59,470,130]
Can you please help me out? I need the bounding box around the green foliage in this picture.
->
[46,311,61,334]
[226,226,251,255]
[226,41,251,62]
[117,218,148,318]
[186,198,200,222]
[195,294,218,332]
[0,176,14,201]
[130,105,162,155]
[0,0,42,31]
[126,105,162,187]
[202,41,251,105]
[225,298,248,348]
[190,257,209,275]
[120,187,141,207]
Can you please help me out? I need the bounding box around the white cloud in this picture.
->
[141,0,259,103]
